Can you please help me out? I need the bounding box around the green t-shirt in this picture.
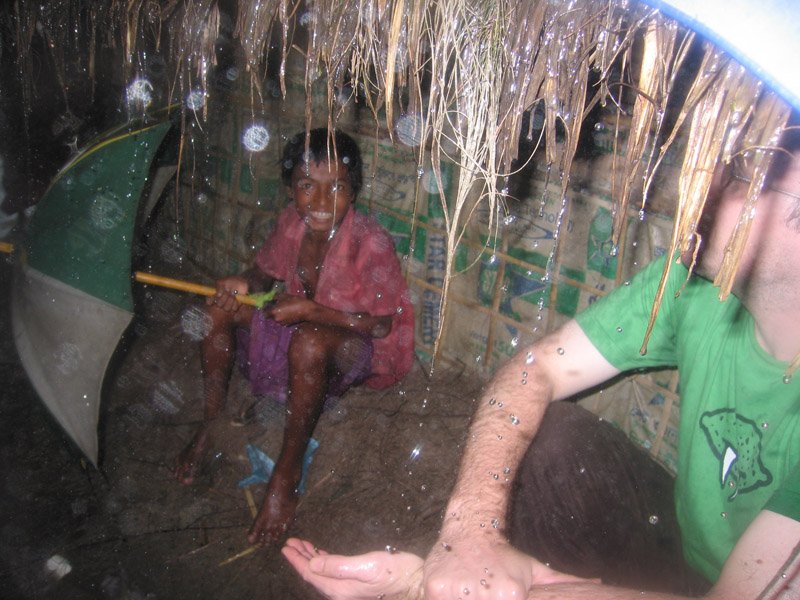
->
[576,255,800,582]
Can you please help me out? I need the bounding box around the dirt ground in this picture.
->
[0,252,485,599]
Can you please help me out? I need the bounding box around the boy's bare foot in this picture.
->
[247,473,299,546]
[172,426,211,485]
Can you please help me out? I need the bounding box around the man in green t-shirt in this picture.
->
[420,128,800,598]
[281,131,800,598]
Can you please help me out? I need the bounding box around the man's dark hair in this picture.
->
[280,128,363,196]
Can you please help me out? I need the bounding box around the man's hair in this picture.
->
[280,128,363,196]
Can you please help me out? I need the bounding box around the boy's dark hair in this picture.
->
[280,128,363,196]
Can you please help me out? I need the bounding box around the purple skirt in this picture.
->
[236,311,373,406]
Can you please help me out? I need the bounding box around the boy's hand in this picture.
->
[208,275,250,312]
[266,294,317,325]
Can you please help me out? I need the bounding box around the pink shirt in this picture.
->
[255,204,414,389]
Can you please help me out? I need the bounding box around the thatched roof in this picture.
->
[4,0,796,366]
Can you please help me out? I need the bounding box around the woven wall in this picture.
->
[168,59,682,472]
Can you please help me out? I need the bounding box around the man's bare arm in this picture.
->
[424,319,621,599]
[283,512,800,600]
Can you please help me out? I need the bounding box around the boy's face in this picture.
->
[289,158,354,234]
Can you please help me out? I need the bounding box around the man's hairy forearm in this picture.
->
[440,346,554,537]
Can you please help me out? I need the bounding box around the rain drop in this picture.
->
[648,515,659,525]
[783,375,792,384]
[525,352,534,364]
[126,77,153,108]
[557,347,565,355]
[409,445,421,461]
[395,113,424,147]
[720,512,728,519]
[242,124,270,152]
[510,415,520,425]
[616,326,623,333]
[185,88,206,111]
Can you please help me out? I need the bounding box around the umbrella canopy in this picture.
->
[644,0,800,111]
[11,116,175,464]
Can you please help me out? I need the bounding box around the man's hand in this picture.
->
[424,535,598,599]
[282,538,423,600]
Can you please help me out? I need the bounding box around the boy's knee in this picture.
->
[288,324,329,366]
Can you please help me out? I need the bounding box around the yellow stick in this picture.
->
[0,241,13,254]
[244,488,258,518]
[218,545,258,566]
[134,271,259,306]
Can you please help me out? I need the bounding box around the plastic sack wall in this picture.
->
[168,52,682,471]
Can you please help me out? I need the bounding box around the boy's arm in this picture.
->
[266,295,393,338]
[423,319,621,599]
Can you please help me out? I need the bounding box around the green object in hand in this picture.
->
[248,288,278,309]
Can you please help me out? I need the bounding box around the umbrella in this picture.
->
[644,0,800,112]
[11,113,177,465]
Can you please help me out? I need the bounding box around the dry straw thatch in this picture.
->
[7,0,796,371]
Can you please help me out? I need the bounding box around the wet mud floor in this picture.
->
[0,254,483,599]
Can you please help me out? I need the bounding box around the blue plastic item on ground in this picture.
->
[238,438,320,494]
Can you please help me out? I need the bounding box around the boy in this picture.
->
[173,128,415,546]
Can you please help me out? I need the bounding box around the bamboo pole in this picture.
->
[133,272,262,307]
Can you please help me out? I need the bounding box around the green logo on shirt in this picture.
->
[700,408,773,500]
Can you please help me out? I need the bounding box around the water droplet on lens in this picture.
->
[510,415,520,425]
[648,515,659,525]
[557,347,565,355]
[242,124,270,152]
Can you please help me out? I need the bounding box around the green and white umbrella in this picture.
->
[11,115,176,465]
